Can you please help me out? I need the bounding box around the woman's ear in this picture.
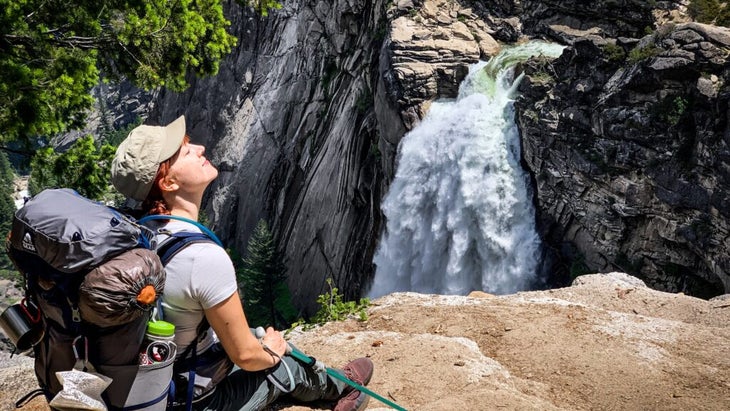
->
[158,177,179,192]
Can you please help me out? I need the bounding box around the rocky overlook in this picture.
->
[3,273,729,410]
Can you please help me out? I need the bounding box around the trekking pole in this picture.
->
[255,327,407,410]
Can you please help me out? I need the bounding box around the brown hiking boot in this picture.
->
[333,357,374,411]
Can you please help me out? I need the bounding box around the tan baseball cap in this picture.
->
[111,115,186,201]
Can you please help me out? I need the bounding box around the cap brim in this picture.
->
[158,115,186,162]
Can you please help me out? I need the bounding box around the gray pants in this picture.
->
[192,355,348,411]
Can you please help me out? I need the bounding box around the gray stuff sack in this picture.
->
[9,188,155,272]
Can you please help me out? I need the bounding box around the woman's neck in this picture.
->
[166,194,202,221]
[170,208,198,221]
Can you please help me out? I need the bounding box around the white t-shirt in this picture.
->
[148,220,237,356]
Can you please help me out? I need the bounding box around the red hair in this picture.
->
[142,136,190,215]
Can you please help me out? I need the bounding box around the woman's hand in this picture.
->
[206,293,288,371]
[261,327,288,364]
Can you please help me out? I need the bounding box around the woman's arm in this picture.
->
[204,292,288,372]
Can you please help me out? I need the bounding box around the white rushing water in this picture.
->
[369,42,565,298]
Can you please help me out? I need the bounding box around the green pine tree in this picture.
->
[0,0,281,149]
[690,0,719,22]
[29,135,117,201]
[238,219,297,329]
[0,151,21,283]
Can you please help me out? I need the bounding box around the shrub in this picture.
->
[289,278,370,332]
[312,278,370,324]
[688,0,721,24]
[628,45,660,63]
[602,43,626,62]
[652,95,689,127]
[29,135,116,201]
[0,151,16,272]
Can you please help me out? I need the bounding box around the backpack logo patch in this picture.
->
[22,232,37,253]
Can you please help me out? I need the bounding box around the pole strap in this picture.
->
[288,347,407,411]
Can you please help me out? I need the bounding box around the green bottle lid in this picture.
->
[147,320,175,337]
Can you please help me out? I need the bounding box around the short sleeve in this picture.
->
[188,244,238,309]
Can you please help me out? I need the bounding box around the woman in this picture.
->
[111,115,373,411]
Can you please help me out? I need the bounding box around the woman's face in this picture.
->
[166,141,218,194]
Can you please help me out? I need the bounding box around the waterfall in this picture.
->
[369,42,565,298]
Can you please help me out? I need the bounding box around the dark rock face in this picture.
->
[149,0,393,315]
[519,0,659,38]
[54,80,154,149]
[516,22,730,297]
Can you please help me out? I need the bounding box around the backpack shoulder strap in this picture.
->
[137,215,222,247]
[156,232,217,266]
[154,231,214,356]
[154,231,217,410]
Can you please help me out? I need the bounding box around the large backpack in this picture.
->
[6,188,216,410]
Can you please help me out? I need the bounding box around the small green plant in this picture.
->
[602,43,626,62]
[289,278,370,332]
[687,0,724,25]
[628,45,660,63]
[522,108,539,122]
[655,23,676,40]
[653,95,689,127]
[529,71,554,85]
[313,278,370,323]
[254,0,283,17]
[670,96,688,126]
